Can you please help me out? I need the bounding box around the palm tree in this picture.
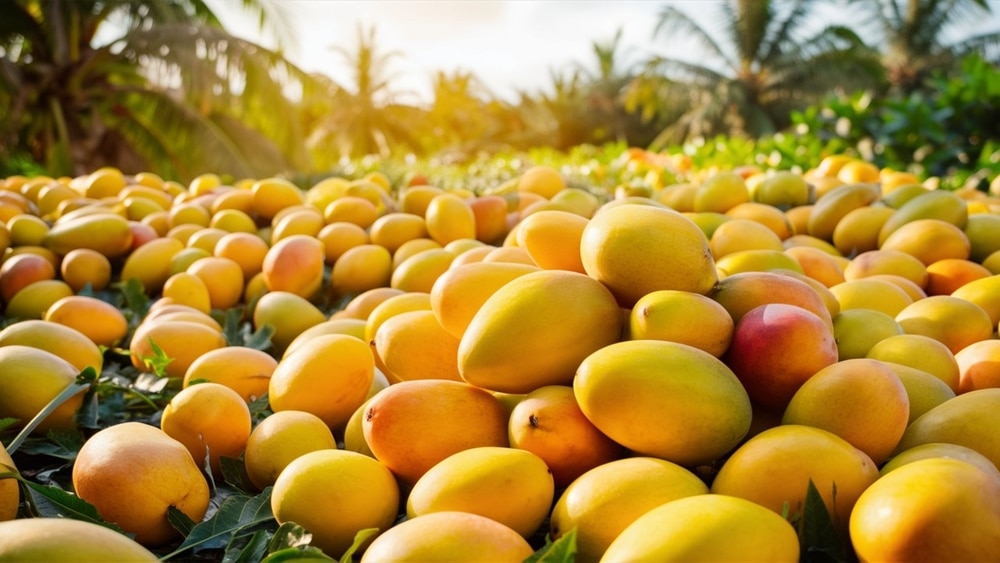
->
[574,28,647,144]
[306,25,424,160]
[845,0,1000,93]
[0,0,320,181]
[627,0,883,148]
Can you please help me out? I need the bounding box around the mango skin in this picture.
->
[574,340,752,467]
[0,517,159,562]
[458,270,622,394]
[43,212,134,258]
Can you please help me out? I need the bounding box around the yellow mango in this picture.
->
[0,518,158,561]
[43,212,133,258]
[458,270,622,394]
[406,446,554,538]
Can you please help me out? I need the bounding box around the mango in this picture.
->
[361,511,533,563]
[43,212,133,258]
[574,340,752,467]
[895,388,1000,470]
[601,494,800,563]
[877,189,968,246]
[0,518,158,561]
[458,270,622,394]
[406,446,554,538]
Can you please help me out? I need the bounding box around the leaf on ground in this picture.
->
[266,521,314,552]
[220,454,256,494]
[22,479,126,533]
[526,529,577,563]
[4,380,92,454]
[117,277,151,324]
[13,429,84,461]
[168,505,198,537]
[226,528,274,563]
[261,547,334,562]
[141,338,174,378]
[163,487,275,559]
[797,479,848,563]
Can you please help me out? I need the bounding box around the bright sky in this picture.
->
[206,0,1000,105]
[206,0,705,104]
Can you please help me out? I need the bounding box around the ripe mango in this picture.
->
[0,518,158,561]
[458,270,622,394]
[43,212,133,258]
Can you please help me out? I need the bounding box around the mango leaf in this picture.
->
[141,338,173,378]
[261,547,334,562]
[797,480,849,563]
[0,417,20,433]
[261,521,333,561]
[162,487,275,560]
[167,505,198,537]
[226,528,273,563]
[19,478,126,533]
[339,528,379,563]
[117,277,151,325]
[526,529,577,563]
[220,454,256,494]
[13,429,84,461]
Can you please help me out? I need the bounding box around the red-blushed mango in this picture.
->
[271,449,399,558]
[406,446,554,538]
[360,511,534,563]
[895,388,1000,470]
[711,424,879,530]
[469,194,510,244]
[72,422,210,547]
[362,379,509,485]
[0,252,56,303]
[782,358,909,465]
[924,258,991,296]
[601,494,800,563]
[458,270,622,394]
[429,261,540,339]
[261,234,324,299]
[0,518,159,561]
[508,384,625,488]
[549,456,708,563]
[581,204,717,307]
[574,339,751,467]
[850,458,1000,561]
[708,270,834,329]
[724,303,839,411]
[268,334,373,432]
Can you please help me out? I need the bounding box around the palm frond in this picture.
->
[654,5,736,70]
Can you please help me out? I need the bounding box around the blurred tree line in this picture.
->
[1,0,998,182]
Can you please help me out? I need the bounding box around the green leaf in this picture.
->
[226,529,274,563]
[162,488,275,560]
[168,505,198,537]
[526,529,577,563]
[13,429,84,461]
[339,528,379,563]
[20,479,127,534]
[266,521,319,553]
[243,323,276,352]
[117,277,151,324]
[220,454,256,494]
[261,547,334,562]
[0,417,20,433]
[141,338,174,378]
[796,479,848,563]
